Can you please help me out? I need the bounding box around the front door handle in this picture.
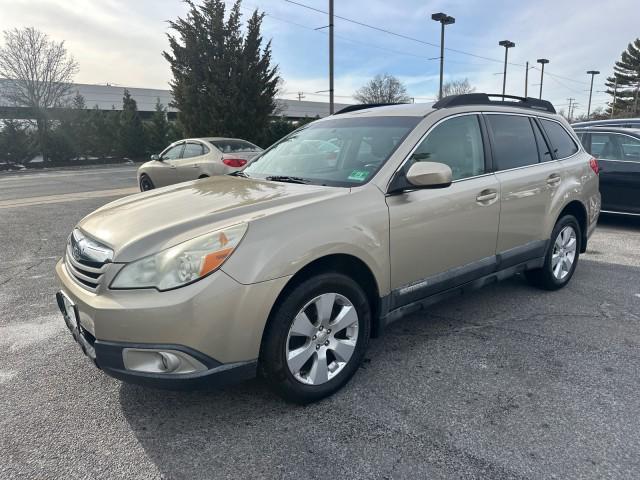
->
[546,174,561,186]
[476,189,498,204]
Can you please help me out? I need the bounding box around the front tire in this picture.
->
[526,215,581,290]
[260,273,371,404]
[139,174,155,191]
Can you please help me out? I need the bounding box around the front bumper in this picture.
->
[55,258,290,388]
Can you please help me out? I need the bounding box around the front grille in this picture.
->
[64,229,113,292]
[65,246,109,291]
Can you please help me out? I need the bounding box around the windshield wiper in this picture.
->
[265,175,310,184]
[228,170,250,177]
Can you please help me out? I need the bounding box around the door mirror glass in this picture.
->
[150,154,160,161]
[406,161,452,188]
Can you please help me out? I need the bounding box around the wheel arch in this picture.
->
[262,253,383,344]
[557,200,588,253]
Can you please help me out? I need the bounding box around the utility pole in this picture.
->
[431,12,455,100]
[498,40,515,96]
[525,61,529,97]
[567,98,575,122]
[611,77,617,118]
[586,70,600,119]
[297,91,305,101]
[537,58,549,99]
[329,0,334,114]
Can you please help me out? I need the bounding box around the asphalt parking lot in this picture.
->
[1,165,639,480]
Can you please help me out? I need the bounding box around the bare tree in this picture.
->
[441,78,475,97]
[354,74,411,104]
[0,27,78,161]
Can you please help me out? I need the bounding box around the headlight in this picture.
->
[111,223,247,291]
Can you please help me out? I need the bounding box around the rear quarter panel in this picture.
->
[548,150,600,240]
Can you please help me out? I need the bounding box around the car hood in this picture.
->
[78,176,347,262]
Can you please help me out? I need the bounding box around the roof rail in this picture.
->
[432,93,556,114]
[334,103,405,115]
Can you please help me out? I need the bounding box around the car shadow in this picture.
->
[116,275,551,479]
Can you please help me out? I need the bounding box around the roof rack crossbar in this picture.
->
[432,93,556,114]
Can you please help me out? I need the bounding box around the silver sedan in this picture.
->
[137,137,263,190]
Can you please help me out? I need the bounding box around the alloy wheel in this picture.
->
[552,225,577,280]
[286,292,359,385]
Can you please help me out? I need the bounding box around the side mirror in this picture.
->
[405,161,452,188]
[151,154,160,161]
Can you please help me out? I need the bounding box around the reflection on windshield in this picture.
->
[244,116,420,187]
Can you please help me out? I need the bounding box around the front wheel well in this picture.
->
[265,254,382,338]
[198,174,209,179]
[557,201,588,253]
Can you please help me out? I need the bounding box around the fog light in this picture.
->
[158,352,180,372]
[122,348,207,374]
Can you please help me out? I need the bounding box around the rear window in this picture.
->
[486,115,539,170]
[540,119,578,158]
[211,140,262,153]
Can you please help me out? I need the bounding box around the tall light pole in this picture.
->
[498,40,515,96]
[431,12,455,100]
[537,58,549,99]
[329,0,334,113]
[586,70,600,119]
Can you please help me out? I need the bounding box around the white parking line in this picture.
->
[0,166,137,182]
[0,187,139,209]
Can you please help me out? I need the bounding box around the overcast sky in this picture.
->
[1,0,639,115]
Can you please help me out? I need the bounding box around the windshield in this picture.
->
[243,116,420,186]
[211,139,262,153]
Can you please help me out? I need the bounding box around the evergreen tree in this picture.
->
[163,0,280,143]
[118,89,145,158]
[146,98,170,154]
[0,120,34,166]
[605,38,640,117]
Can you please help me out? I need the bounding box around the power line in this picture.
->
[284,0,525,67]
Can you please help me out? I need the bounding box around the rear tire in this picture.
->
[139,174,155,191]
[260,272,371,404]
[525,215,581,290]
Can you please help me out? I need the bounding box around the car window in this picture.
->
[182,142,204,159]
[408,115,485,181]
[486,114,538,170]
[540,119,578,158]
[532,119,552,162]
[210,140,262,153]
[244,116,420,187]
[618,134,640,162]
[160,144,183,160]
[590,133,622,160]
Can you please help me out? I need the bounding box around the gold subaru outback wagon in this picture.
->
[56,94,601,403]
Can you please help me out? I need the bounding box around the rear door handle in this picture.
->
[546,174,561,186]
[476,189,498,203]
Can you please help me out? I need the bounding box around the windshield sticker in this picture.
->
[347,170,370,182]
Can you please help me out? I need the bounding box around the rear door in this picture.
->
[590,131,640,213]
[487,114,565,262]
[177,142,207,181]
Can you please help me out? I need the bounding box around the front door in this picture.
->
[154,142,185,187]
[387,114,500,308]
